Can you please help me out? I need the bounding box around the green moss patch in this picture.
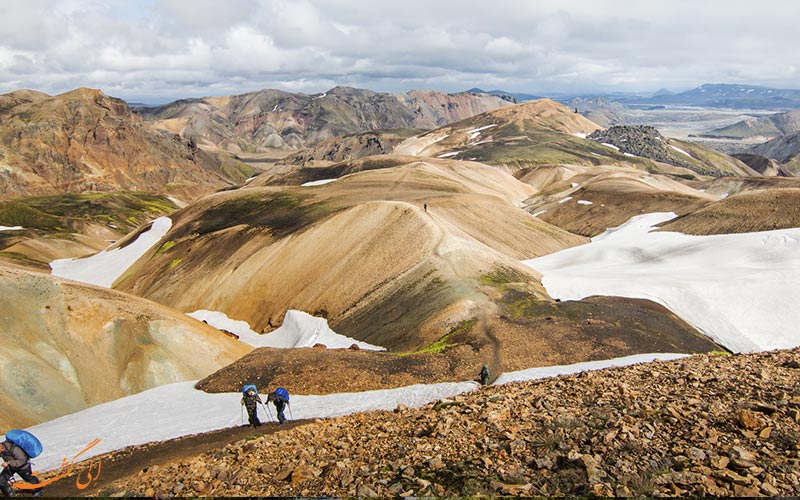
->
[193,191,333,237]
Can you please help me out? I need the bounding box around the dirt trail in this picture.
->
[36,419,311,497]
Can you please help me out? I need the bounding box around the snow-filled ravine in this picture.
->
[525,212,800,353]
[50,217,172,288]
[21,353,685,472]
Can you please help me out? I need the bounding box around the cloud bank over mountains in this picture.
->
[0,0,798,101]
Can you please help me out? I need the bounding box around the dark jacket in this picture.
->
[241,392,262,412]
[1,440,29,470]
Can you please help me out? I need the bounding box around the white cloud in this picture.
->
[0,0,797,100]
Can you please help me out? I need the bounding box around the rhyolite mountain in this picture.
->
[136,86,514,153]
[0,88,254,201]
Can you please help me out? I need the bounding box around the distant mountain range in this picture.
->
[471,84,800,110]
[622,83,800,110]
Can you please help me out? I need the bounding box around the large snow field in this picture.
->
[525,212,800,353]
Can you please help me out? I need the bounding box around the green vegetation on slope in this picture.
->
[0,192,177,235]
[193,191,334,237]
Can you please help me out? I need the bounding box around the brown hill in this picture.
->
[393,99,750,179]
[114,157,721,392]
[90,348,800,497]
[0,266,250,429]
[139,87,513,153]
[518,164,717,237]
[115,159,577,347]
[0,88,253,200]
[658,188,800,235]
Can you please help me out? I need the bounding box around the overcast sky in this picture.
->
[0,0,798,103]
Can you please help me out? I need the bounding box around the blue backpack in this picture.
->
[5,430,42,458]
[242,384,258,395]
[274,387,290,401]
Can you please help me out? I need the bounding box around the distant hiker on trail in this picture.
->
[479,364,490,385]
[241,386,263,427]
[268,388,290,424]
[423,203,428,212]
[0,437,43,497]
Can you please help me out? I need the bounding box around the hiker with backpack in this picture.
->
[0,432,43,497]
[241,385,263,427]
[479,364,490,385]
[267,388,290,424]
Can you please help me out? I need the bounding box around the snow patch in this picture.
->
[571,182,579,188]
[533,210,547,217]
[494,353,689,385]
[558,196,573,204]
[602,142,620,151]
[50,217,172,288]
[0,226,23,231]
[301,178,337,186]
[572,132,587,139]
[188,309,384,351]
[466,124,497,134]
[669,145,693,157]
[437,151,462,158]
[577,200,593,205]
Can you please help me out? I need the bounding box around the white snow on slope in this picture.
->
[577,200,593,205]
[26,380,478,472]
[602,142,620,151]
[437,151,462,158]
[494,353,688,385]
[301,178,337,186]
[50,217,172,288]
[0,226,23,231]
[466,124,497,134]
[669,144,693,157]
[524,212,800,353]
[572,132,587,139]
[558,196,573,204]
[188,309,384,351]
[25,353,683,472]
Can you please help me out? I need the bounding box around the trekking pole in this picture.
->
[288,402,294,421]
[260,401,274,422]
[240,404,244,425]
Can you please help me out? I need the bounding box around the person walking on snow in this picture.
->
[268,391,289,424]
[0,439,42,497]
[241,387,263,427]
